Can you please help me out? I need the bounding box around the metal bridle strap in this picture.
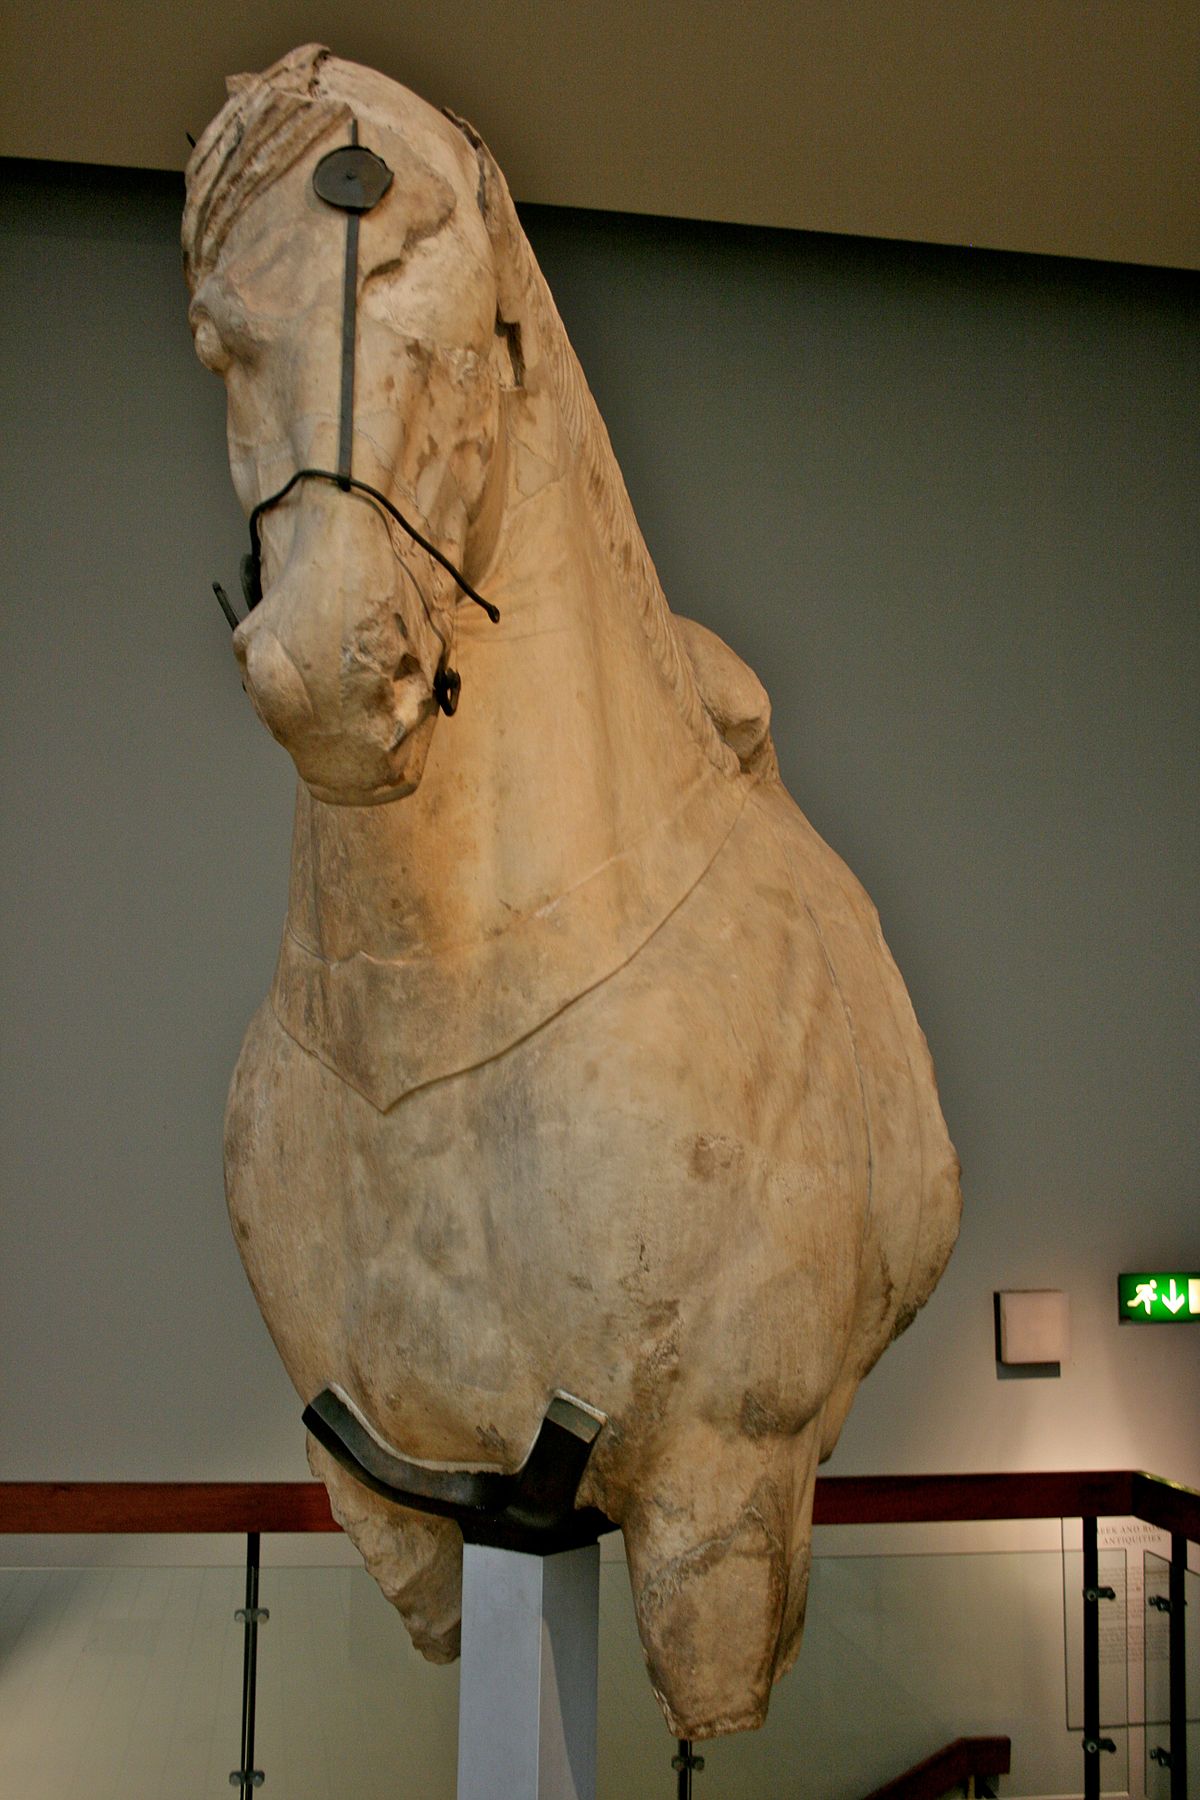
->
[335,123,362,486]
[243,468,500,622]
[210,119,499,716]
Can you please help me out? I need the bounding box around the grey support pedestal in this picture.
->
[457,1540,600,1800]
[301,1387,612,1800]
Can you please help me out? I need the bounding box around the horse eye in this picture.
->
[193,315,232,374]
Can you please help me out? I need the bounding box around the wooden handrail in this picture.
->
[812,1470,1138,1525]
[1129,1469,1200,1540]
[859,1734,1011,1800]
[0,1482,338,1534]
[813,1469,1196,1538]
[0,1469,1195,1540]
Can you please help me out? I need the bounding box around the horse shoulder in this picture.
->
[672,615,777,775]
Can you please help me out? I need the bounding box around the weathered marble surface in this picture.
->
[184,46,960,1738]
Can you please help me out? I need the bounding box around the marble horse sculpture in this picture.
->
[183,46,960,1738]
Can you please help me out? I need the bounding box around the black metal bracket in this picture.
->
[1083,1584,1116,1603]
[302,1387,617,1556]
[1082,1735,1117,1756]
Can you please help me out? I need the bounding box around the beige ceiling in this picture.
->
[2,1,1196,269]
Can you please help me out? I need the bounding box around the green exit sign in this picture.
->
[1118,1272,1200,1323]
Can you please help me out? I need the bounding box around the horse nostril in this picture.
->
[393,652,422,684]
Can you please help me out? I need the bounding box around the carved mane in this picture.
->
[452,115,739,779]
[183,47,348,290]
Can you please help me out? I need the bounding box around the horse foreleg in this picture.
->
[307,1435,464,1662]
[621,1411,822,1738]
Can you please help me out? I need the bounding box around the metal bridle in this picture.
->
[212,121,499,717]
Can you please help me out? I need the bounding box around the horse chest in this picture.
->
[226,801,874,1467]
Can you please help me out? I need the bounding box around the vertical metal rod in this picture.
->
[1082,1515,1100,1800]
[1168,1531,1187,1800]
[238,1530,261,1791]
[676,1738,692,1799]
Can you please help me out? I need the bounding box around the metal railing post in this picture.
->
[672,1737,704,1796]
[1080,1515,1115,1799]
[231,1530,267,1791]
[1168,1530,1187,1800]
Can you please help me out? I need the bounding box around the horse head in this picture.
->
[183,47,514,805]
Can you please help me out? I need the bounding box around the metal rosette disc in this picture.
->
[313,144,393,214]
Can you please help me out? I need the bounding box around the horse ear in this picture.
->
[227,45,331,102]
[442,108,526,321]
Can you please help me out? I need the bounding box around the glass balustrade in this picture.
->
[0,1536,1152,1798]
[1143,1552,1197,1799]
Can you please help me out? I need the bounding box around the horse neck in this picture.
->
[286,462,728,965]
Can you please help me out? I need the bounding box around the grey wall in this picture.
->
[1,161,1196,1492]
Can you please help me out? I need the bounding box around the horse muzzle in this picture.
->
[228,477,450,803]
[234,598,439,806]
